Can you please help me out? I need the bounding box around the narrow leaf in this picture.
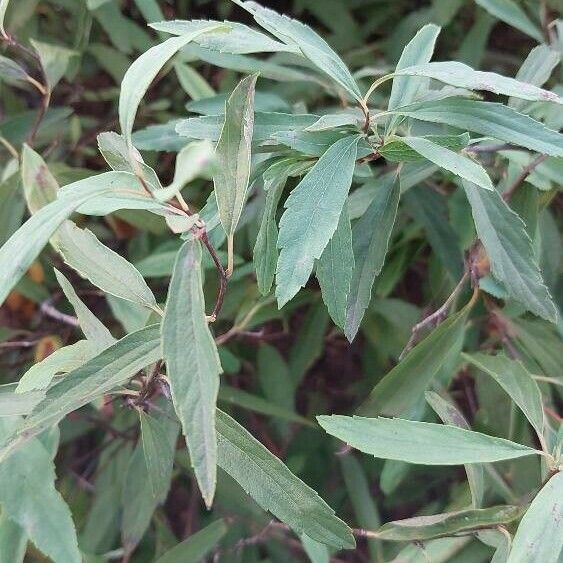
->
[318,415,539,464]
[162,240,221,508]
[30,39,77,92]
[21,144,58,214]
[475,0,543,42]
[216,409,355,549]
[276,135,360,307]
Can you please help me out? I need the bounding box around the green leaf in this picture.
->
[0,0,9,36]
[0,177,114,307]
[139,409,179,500]
[400,137,493,191]
[317,202,354,329]
[56,221,160,313]
[254,158,309,295]
[386,23,441,134]
[375,505,525,541]
[233,0,361,101]
[358,300,473,416]
[475,0,543,42]
[119,24,226,145]
[301,534,330,563]
[462,180,556,322]
[162,240,222,508]
[507,472,563,563]
[379,133,470,162]
[0,55,32,85]
[151,19,295,54]
[276,135,360,307]
[392,98,563,157]
[54,268,115,349]
[1,325,161,460]
[396,62,562,103]
[216,409,355,549]
[15,340,98,393]
[0,511,26,563]
[30,39,77,92]
[462,353,545,439]
[345,174,400,341]
[21,144,58,214]
[317,415,539,464]
[425,392,485,508]
[156,519,227,563]
[213,73,257,256]
[0,419,81,563]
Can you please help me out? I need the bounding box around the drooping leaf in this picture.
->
[216,409,355,549]
[462,180,557,322]
[317,415,539,464]
[400,136,493,191]
[0,419,81,563]
[56,221,160,313]
[54,268,115,349]
[462,353,545,439]
[475,0,543,42]
[119,24,226,145]
[392,98,563,157]
[161,240,222,508]
[345,174,400,341]
[425,391,485,508]
[386,23,441,134]
[276,135,360,307]
[0,325,161,460]
[375,505,525,541]
[213,73,257,263]
[396,62,562,103]
[379,133,470,162]
[233,0,361,101]
[301,534,330,563]
[507,472,563,563]
[139,409,180,500]
[316,202,354,329]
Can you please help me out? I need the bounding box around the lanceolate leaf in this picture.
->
[375,505,525,541]
[379,133,470,162]
[317,203,354,329]
[0,511,26,563]
[401,137,494,191]
[358,297,474,417]
[253,158,310,295]
[0,420,81,563]
[0,0,9,36]
[119,23,226,145]
[162,240,222,508]
[391,98,563,157]
[213,73,257,262]
[396,62,562,104]
[57,221,160,313]
[386,23,441,134]
[30,39,77,92]
[0,325,161,461]
[0,179,114,306]
[216,409,355,549]
[425,392,484,508]
[54,268,116,349]
[475,0,543,42]
[233,0,361,101]
[345,174,400,341]
[462,180,557,322]
[276,135,361,307]
[462,353,545,439]
[317,416,539,464]
[156,519,227,563]
[507,472,563,563]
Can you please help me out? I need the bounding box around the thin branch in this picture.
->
[198,230,228,321]
[400,272,470,360]
[466,143,529,154]
[40,299,80,327]
[503,154,548,202]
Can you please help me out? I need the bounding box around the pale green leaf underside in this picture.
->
[318,416,538,464]
[475,0,543,42]
[162,240,221,508]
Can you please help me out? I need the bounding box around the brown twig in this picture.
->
[399,271,470,360]
[40,298,80,327]
[502,154,548,202]
[198,230,228,321]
